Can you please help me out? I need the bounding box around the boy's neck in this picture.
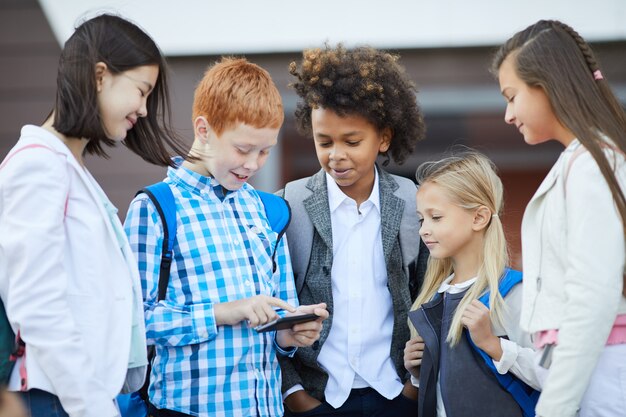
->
[180,157,231,200]
[181,158,210,178]
[338,166,377,206]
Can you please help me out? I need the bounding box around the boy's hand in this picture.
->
[284,390,322,413]
[276,303,328,348]
[214,295,296,327]
[461,299,502,361]
[404,336,425,378]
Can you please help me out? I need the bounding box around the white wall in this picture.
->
[39,0,626,55]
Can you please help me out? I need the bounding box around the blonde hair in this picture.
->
[410,150,508,346]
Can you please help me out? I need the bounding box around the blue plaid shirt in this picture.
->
[124,161,298,417]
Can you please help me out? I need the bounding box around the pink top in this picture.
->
[535,314,626,349]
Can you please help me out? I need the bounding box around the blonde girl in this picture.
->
[404,150,540,417]
[493,20,626,417]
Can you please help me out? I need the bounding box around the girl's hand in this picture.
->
[404,336,425,378]
[461,299,503,361]
[276,303,328,348]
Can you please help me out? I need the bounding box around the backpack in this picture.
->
[118,181,291,416]
[0,301,16,385]
[466,268,540,417]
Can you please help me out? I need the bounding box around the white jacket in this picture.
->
[521,139,626,417]
[0,126,147,417]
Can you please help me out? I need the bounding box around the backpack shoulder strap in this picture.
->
[478,268,523,308]
[471,268,539,417]
[257,191,291,273]
[137,182,177,301]
[563,145,588,198]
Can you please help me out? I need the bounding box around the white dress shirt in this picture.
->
[315,170,403,408]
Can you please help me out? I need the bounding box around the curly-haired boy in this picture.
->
[279,44,428,417]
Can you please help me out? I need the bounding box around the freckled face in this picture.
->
[199,123,278,191]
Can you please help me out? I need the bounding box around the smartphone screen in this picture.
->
[254,313,319,333]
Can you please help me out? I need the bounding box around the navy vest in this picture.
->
[412,289,523,417]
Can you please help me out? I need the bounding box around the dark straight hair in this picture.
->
[492,20,626,234]
[53,14,187,166]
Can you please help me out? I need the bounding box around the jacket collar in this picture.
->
[303,165,404,261]
[21,126,129,268]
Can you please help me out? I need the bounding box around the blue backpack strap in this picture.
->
[256,191,291,273]
[137,182,177,301]
[477,268,523,308]
[469,268,540,417]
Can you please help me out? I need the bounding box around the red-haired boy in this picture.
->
[125,58,328,417]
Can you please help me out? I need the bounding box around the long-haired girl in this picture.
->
[493,20,626,417]
[404,150,540,417]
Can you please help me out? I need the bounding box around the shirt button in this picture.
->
[234,240,240,246]
[246,280,253,287]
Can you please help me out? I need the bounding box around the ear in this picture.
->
[194,116,213,143]
[378,127,392,152]
[472,205,492,232]
[94,62,108,93]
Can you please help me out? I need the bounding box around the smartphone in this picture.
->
[254,313,319,333]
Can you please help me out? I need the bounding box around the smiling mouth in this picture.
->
[331,168,351,177]
[234,173,249,180]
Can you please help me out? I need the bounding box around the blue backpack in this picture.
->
[466,268,540,417]
[118,182,291,417]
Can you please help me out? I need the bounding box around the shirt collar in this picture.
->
[326,168,381,213]
[167,156,238,199]
[437,273,477,294]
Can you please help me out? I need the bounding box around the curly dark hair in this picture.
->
[289,44,425,165]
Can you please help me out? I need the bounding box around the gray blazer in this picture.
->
[278,167,427,400]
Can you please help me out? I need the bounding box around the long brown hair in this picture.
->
[492,20,626,236]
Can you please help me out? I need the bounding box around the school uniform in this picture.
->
[410,275,539,417]
[278,167,427,415]
[0,125,147,417]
